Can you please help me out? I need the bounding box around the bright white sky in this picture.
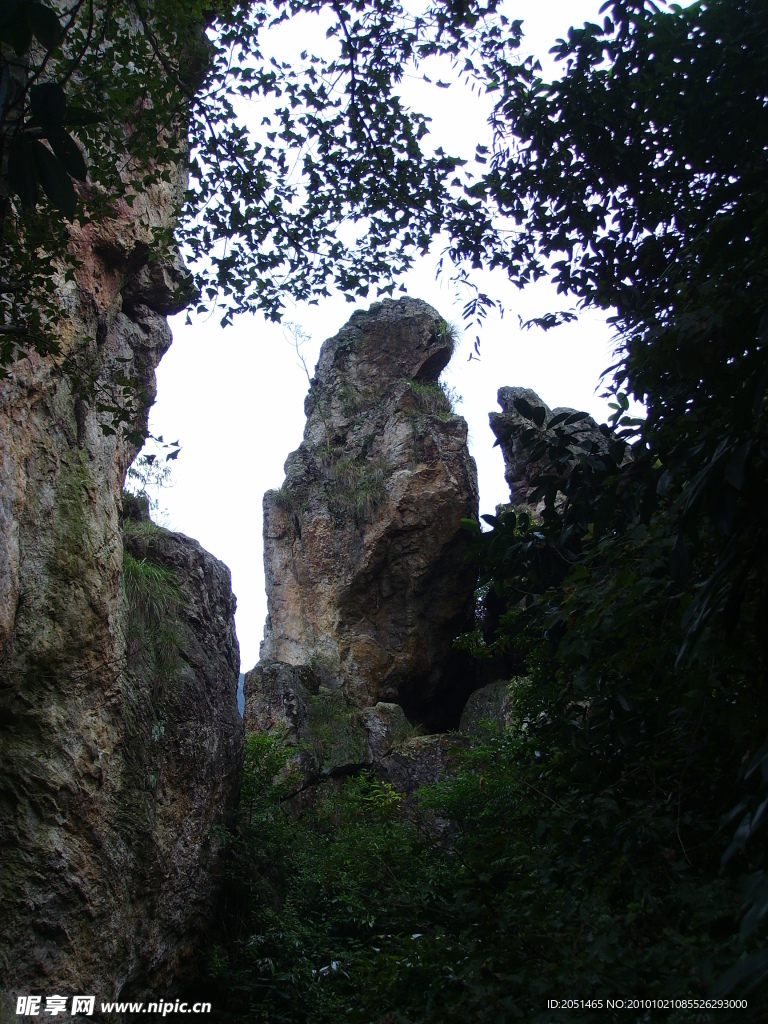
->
[144,0,630,673]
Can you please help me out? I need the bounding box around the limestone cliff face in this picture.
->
[490,385,610,509]
[0,64,240,1011]
[249,297,479,734]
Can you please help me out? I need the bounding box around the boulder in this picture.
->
[459,680,518,735]
[360,703,412,761]
[243,661,318,740]
[376,734,468,795]
[244,661,412,768]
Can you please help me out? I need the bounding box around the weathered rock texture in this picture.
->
[117,500,242,994]
[376,733,468,795]
[0,65,240,1013]
[250,297,479,732]
[490,386,609,509]
[242,661,466,812]
[244,662,413,776]
[459,680,517,735]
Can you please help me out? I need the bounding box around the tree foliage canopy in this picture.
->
[0,0,515,352]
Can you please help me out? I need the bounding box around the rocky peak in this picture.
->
[248,297,479,737]
[304,295,455,434]
[490,385,609,509]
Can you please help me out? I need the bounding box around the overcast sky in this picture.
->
[144,0,631,673]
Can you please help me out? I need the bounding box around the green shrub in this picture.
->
[208,733,448,1024]
[205,715,757,1024]
[406,378,459,420]
[123,550,181,623]
[435,318,460,352]
[122,549,183,689]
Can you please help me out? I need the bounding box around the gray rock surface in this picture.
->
[360,703,411,761]
[244,661,318,741]
[459,680,517,735]
[377,734,468,794]
[244,661,410,768]
[490,386,608,509]
[252,297,479,729]
[117,504,243,995]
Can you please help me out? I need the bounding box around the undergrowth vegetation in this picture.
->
[407,378,459,421]
[205,681,760,1023]
[122,548,183,689]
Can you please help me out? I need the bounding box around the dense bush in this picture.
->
[205,670,766,1022]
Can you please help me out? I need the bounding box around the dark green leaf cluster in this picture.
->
[204,711,761,1023]
[208,734,455,1023]
[460,394,768,996]
[2,0,522,353]
[183,0,515,324]
[449,8,768,992]
[451,0,768,651]
[1,0,202,358]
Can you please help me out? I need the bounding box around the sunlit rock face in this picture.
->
[0,94,240,1017]
[249,297,479,733]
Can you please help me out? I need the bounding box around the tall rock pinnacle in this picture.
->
[250,297,479,729]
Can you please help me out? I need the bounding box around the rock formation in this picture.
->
[118,499,242,993]
[246,297,479,746]
[459,680,516,735]
[490,385,610,509]
[0,40,241,1014]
